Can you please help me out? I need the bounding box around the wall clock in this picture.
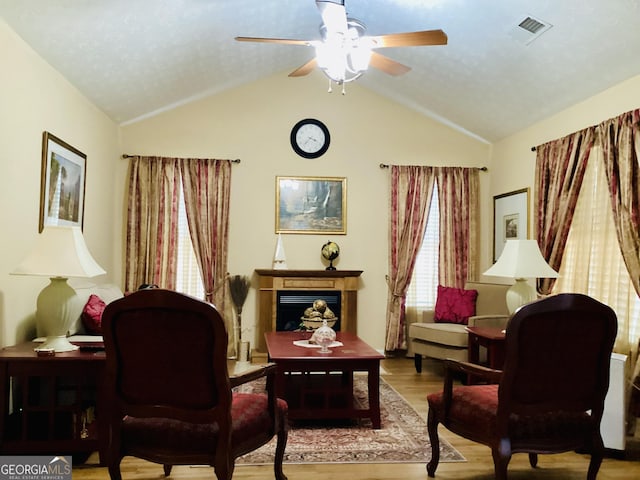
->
[290,118,330,159]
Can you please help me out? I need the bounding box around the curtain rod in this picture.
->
[379,163,488,171]
[121,154,241,163]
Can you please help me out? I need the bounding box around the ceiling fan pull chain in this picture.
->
[328,79,333,93]
[342,83,346,95]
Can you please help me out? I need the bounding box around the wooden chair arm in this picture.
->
[229,362,277,388]
[443,359,502,383]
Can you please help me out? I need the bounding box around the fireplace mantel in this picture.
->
[254,269,363,354]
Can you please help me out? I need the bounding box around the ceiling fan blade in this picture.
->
[235,36,312,46]
[369,52,411,76]
[316,0,348,36]
[370,29,448,48]
[288,58,318,77]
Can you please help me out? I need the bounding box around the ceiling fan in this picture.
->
[235,0,447,92]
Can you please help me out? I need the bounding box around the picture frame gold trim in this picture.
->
[39,132,87,232]
[276,176,346,234]
[492,188,529,262]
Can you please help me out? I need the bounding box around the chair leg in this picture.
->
[491,447,511,480]
[414,354,423,373]
[587,434,605,480]
[274,424,289,480]
[107,459,123,480]
[426,408,440,477]
[213,460,234,480]
[587,453,603,480]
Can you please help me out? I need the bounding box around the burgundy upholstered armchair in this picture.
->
[426,293,617,480]
[101,289,288,480]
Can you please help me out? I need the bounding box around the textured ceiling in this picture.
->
[2,0,640,142]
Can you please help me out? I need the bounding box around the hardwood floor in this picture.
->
[73,356,640,480]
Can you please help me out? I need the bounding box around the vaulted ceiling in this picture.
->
[3,0,640,142]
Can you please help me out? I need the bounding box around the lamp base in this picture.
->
[38,336,79,353]
[506,278,537,314]
[35,277,78,353]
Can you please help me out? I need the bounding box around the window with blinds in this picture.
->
[175,185,205,299]
[406,187,439,309]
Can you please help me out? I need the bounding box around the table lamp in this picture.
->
[483,239,559,314]
[12,226,106,352]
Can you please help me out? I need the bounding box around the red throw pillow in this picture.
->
[81,294,107,334]
[434,285,478,325]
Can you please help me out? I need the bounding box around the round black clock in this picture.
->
[290,118,330,159]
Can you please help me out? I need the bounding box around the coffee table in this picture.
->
[264,331,385,429]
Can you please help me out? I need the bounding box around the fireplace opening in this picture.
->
[276,290,342,331]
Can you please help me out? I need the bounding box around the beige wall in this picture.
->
[486,75,640,279]
[0,20,122,347]
[120,71,491,351]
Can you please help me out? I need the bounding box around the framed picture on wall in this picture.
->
[493,188,529,262]
[276,176,346,234]
[39,131,87,232]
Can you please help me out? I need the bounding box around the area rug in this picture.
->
[235,376,465,465]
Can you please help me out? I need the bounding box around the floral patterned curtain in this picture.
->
[598,109,640,297]
[180,159,234,353]
[535,127,596,294]
[125,156,180,293]
[435,167,479,287]
[386,165,436,351]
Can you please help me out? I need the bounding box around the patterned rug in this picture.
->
[235,376,465,465]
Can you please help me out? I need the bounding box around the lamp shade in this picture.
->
[12,226,105,278]
[12,226,105,352]
[484,239,559,279]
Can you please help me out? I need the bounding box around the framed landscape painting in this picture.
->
[39,132,87,232]
[276,176,346,234]
[493,188,529,262]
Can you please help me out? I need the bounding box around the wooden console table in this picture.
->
[255,269,363,354]
[0,342,107,463]
[0,341,262,464]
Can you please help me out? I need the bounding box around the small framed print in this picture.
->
[493,188,529,262]
[276,176,346,234]
[39,132,87,232]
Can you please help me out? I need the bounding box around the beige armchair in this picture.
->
[408,282,510,373]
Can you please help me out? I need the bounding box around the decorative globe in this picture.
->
[321,241,340,270]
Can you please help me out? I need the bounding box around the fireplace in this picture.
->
[254,269,363,354]
[276,290,342,332]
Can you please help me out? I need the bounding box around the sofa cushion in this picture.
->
[66,280,124,336]
[434,285,478,325]
[82,294,107,334]
[409,322,469,348]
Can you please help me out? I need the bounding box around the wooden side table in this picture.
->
[465,326,506,383]
[0,341,107,463]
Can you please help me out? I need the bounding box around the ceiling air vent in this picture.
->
[509,15,552,45]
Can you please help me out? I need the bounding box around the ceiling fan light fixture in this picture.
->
[236,1,447,89]
[315,18,370,85]
[315,42,347,81]
[350,37,373,72]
